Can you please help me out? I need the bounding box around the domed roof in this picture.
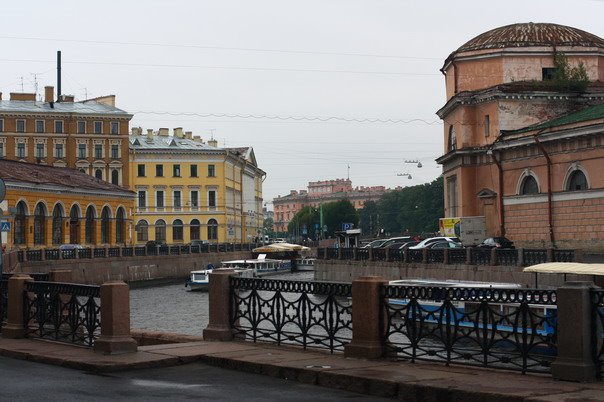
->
[445,23,604,66]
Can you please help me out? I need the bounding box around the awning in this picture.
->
[252,243,310,253]
[523,263,604,276]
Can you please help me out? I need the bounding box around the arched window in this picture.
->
[207,219,218,240]
[173,219,183,242]
[567,170,588,191]
[14,201,27,245]
[448,125,457,152]
[116,207,125,244]
[34,202,47,245]
[190,219,200,240]
[52,204,64,245]
[111,169,119,185]
[69,204,80,244]
[95,169,103,180]
[520,175,539,195]
[101,206,111,244]
[136,220,148,242]
[155,220,166,242]
[85,205,96,244]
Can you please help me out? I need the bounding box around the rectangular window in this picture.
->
[54,120,63,134]
[77,121,86,134]
[0,119,4,132]
[208,190,216,208]
[35,120,44,133]
[94,121,102,134]
[55,143,64,158]
[110,122,119,135]
[190,164,198,177]
[138,191,146,208]
[137,164,145,177]
[173,164,181,177]
[156,191,164,208]
[16,119,25,133]
[94,144,103,159]
[174,191,181,207]
[542,67,555,81]
[190,190,199,207]
[156,164,163,177]
[78,144,86,159]
[111,144,119,159]
[484,115,490,137]
[0,143,4,158]
[208,164,215,177]
[446,175,458,217]
[17,143,25,158]
[35,143,44,158]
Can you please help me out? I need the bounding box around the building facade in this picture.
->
[129,128,264,244]
[272,179,391,233]
[1,159,135,249]
[436,22,604,250]
[0,87,132,187]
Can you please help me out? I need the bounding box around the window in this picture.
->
[78,144,86,159]
[95,169,103,179]
[190,190,199,207]
[207,219,218,240]
[138,191,147,208]
[85,206,96,244]
[446,175,458,217]
[155,220,166,242]
[14,201,27,245]
[16,119,25,133]
[0,119,4,132]
[484,115,490,137]
[110,122,119,134]
[35,120,45,133]
[567,170,588,191]
[101,207,110,244]
[55,143,64,158]
[111,169,119,185]
[111,144,119,159]
[208,164,216,177]
[208,190,216,208]
[136,220,149,242]
[156,190,165,208]
[0,143,4,158]
[94,121,103,134]
[137,164,146,177]
[116,208,125,243]
[190,164,198,177]
[173,164,181,177]
[174,190,181,208]
[520,175,539,195]
[94,144,103,159]
[17,143,25,158]
[35,143,44,158]
[448,126,456,152]
[172,219,183,242]
[52,204,64,245]
[34,202,47,245]
[542,68,555,81]
[54,120,63,134]
[190,219,200,240]
[77,121,86,134]
[156,164,163,177]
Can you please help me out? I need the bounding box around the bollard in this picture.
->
[2,275,33,338]
[344,276,388,359]
[94,281,137,354]
[203,269,237,341]
[551,282,598,382]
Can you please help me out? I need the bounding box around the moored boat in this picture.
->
[295,257,316,271]
[221,258,292,277]
[185,265,254,291]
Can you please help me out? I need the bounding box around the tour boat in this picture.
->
[185,265,253,291]
[294,257,316,271]
[220,257,292,277]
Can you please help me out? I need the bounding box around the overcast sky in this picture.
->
[1,1,603,206]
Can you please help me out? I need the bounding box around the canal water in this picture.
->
[130,271,314,336]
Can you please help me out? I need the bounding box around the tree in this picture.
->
[322,199,358,237]
[553,52,589,92]
[263,217,274,238]
[358,200,378,236]
[287,206,320,239]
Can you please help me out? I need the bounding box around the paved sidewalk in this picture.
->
[0,337,603,401]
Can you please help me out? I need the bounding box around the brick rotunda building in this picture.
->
[436,22,604,250]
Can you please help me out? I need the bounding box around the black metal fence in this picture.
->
[594,289,604,376]
[0,273,50,328]
[381,285,558,373]
[23,281,101,347]
[230,277,352,353]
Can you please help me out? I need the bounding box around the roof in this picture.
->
[524,262,604,276]
[0,99,131,117]
[444,22,604,66]
[502,102,604,135]
[130,135,223,151]
[0,159,134,195]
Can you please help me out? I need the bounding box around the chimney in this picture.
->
[131,127,142,136]
[44,86,54,103]
[193,136,203,143]
[146,129,154,141]
[0,92,3,100]
[59,94,74,102]
[10,93,36,101]
[158,127,169,136]
[208,138,218,147]
[185,131,193,140]
[174,127,183,138]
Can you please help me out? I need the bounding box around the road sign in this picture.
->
[0,221,10,232]
[342,223,354,231]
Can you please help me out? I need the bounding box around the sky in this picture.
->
[1,1,603,207]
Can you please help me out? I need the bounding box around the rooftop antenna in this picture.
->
[209,128,216,140]
[20,76,24,92]
[30,73,40,98]
[347,164,350,180]
[57,50,62,102]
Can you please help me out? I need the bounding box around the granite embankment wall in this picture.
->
[11,251,252,285]
[315,259,604,288]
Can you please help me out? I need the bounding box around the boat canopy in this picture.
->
[523,263,604,276]
[252,243,310,253]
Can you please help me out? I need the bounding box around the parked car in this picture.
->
[58,244,85,251]
[362,239,388,248]
[189,240,209,247]
[145,240,166,251]
[427,240,464,249]
[379,237,412,249]
[477,237,514,249]
[408,236,460,250]
[398,241,420,250]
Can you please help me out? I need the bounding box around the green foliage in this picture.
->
[263,217,274,237]
[322,199,358,236]
[358,200,378,236]
[553,52,589,92]
[287,206,319,238]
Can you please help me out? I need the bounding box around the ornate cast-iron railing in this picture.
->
[23,282,101,347]
[427,249,444,263]
[382,285,558,373]
[449,249,466,264]
[524,249,547,266]
[593,289,604,376]
[341,247,354,259]
[0,280,7,327]
[496,249,518,266]
[470,248,491,265]
[230,277,352,353]
[554,249,574,262]
[357,248,369,260]
[408,249,423,263]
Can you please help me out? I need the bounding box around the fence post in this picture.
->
[574,249,583,263]
[40,249,46,261]
[2,274,33,338]
[385,247,390,262]
[203,269,237,341]
[344,276,387,359]
[546,248,554,262]
[368,247,373,261]
[421,248,428,264]
[443,248,449,265]
[338,246,342,260]
[49,269,72,283]
[490,248,498,266]
[551,282,597,382]
[94,281,138,354]
[353,247,358,260]
[466,247,472,265]
[403,250,408,264]
[517,248,524,267]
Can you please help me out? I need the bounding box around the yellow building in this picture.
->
[0,159,135,249]
[129,128,264,244]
